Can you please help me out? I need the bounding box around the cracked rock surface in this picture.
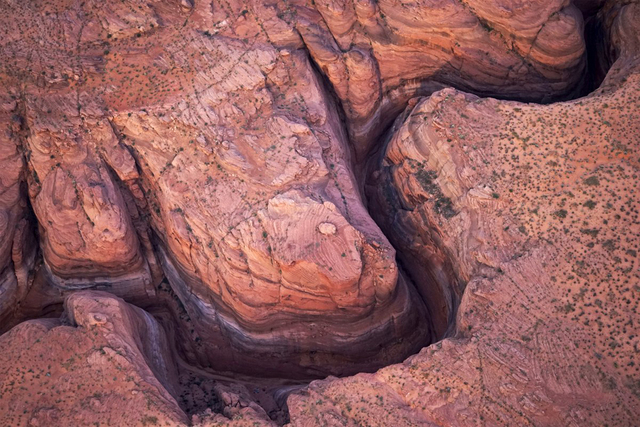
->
[0,0,638,426]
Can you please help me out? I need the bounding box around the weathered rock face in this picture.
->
[0,95,37,327]
[103,33,430,376]
[0,0,433,377]
[289,2,640,425]
[0,291,188,426]
[23,96,160,302]
[0,0,638,425]
[1,290,281,426]
[298,0,588,159]
[0,0,595,377]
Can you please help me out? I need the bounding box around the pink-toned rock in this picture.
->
[289,3,640,425]
[0,95,37,327]
[0,0,637,425]
[23,97,159,301]
[0,291,187,426]
[0,0,430,377]
[297,0,588,159]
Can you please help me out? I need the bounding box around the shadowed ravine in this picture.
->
[1,1,638,426]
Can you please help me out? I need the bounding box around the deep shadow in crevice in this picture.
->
[355,3,615,348]
[583,10,619,93]
[0,105,57,334]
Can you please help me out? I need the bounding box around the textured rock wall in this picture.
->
[23,94,159,300]
[289,2,640,425]
[0,291,188,426]
[0,0,435,377]
[0,0,595,377]
[0,1,637,425]
[0,94,37,327]
[297,0,587,159]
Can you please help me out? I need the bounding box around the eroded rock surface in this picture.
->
[298,0,588,158]
[1,290,282,426]
[0,0,435,377]
[0,0,637,425]
[0,291,188,426]
[0,94,37,328]
[289,2,640,425]
[0,0,596,376]
[24,96,159,301]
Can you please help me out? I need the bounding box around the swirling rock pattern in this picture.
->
[0,0,637,425]
[0,0,593,373]
[297,0,588,158]
[23,96,158,300]
[0,0,431,377]
[290,2,640,425]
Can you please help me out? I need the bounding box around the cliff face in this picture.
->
[0,0,638,426]
[0,291,188,426]
[290,2,640,425]
[0,99,37,327]
[0,0,590,377]
[1,0,434,377]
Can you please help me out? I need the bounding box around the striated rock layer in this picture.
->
[0,0,596,377]
[0,291,280,426]
[0,0,436,377]
[0,0,593,379]
[0,94,37,328]
[0,0,637,425]
[0,291,188,426]
[289,2,640,425]
[297,0,588,159]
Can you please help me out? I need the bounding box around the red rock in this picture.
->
[289,3,640,425]
[0,291,188,426]
[0,0,637,425]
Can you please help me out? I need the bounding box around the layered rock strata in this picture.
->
[297,0,588,159]
[289,2,640,425]
[0,95,37,327]
[0,0,433,377]
[0,0,596,376]
[0,0,637,425]
[0,291,188,426]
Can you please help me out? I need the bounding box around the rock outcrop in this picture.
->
[0,0,637,425]
[297,0,588,159]
[104,34,430,376]
[0,94,37,327]
[0,0,595,377]
[0,291,188,426]
[289,2,640,425]
[23,94,160,302]
[0,0,433,377]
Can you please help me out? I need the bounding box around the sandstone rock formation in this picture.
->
[298,0,587,159]
[0,0,597,378]
[24,95,159,302]
[289,2,640,425]
[0,291,188,426]
[0,291,283,426]
[0,90,39,329]
[0,0,432,377]
[0,0,637,425]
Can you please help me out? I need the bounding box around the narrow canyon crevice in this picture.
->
[1,0,614,380]
[0,0,634,425]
